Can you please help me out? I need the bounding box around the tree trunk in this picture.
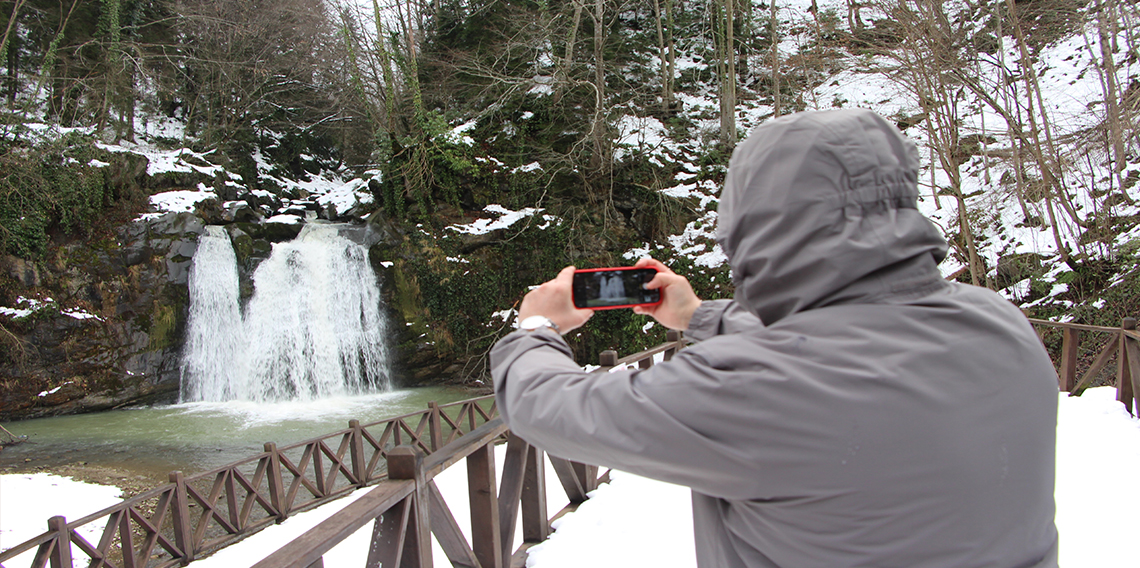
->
[1004,0,1079,263]
[1,0,27,107]
[652,0,675,115]
[716,0,737,147]
[847,0,863,35]
[1095,0,1130,203]
[556,0,584,103]
[665,0,675,113]
[373,0,399,132]
[591,0,609,173]
[770,0,780,116]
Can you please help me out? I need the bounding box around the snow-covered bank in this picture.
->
[3,386,1138,567]
[0,474,122,566]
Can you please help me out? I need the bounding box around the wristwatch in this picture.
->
[519,315,561,334]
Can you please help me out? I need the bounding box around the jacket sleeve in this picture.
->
[490,323,764,499]
[685,299,763,341]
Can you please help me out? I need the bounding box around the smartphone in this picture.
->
[572,267,662,310]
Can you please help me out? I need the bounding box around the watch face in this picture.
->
[520,315,553,331]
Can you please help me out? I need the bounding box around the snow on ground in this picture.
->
[446,204,560,235]
[136,183,218,221]
[0,474,122,566]
[2,387,1137,567]
[315,176,376,216]
[0,297,102,322]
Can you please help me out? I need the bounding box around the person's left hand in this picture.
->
[518,266,593,334]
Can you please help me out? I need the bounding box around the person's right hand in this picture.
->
[632,257,702,330]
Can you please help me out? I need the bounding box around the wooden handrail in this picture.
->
[250,480,417,568]
[1028,316,1140,416]
[6,316,1139,568]
[0,337,682,568]
[423,417,509,478]
[13,315,1137,568]
[251,336,689,568]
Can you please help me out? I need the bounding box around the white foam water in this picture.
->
[180,224,392,402]
[181,225,244,401]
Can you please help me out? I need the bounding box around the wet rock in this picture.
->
[234,221,265,239]
[279,204,308,217]
[264,215,305,242]
[37,381,85,407]
[196,198,225,225]
[2,255,42,287]
[251,239,273,258]
[149,212,206,237]
[227,225,255,265]
[457,229,505,254]
[164,236,199,286]
[222,201,261,224]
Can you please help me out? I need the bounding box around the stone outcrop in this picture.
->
[0,211,206,420]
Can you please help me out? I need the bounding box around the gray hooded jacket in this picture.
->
[490,109,1058,567]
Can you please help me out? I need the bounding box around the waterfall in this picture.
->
[180,224,393,402]
[181,225,244,401]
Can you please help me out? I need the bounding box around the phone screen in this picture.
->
[572,268,661,310]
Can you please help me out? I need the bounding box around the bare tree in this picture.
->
[880,0,986,284]
[713,0,737,146]
[770,0,780,116]
[1091,0,1131,203]
[652,0,676,116]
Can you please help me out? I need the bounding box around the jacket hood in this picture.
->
[718,109,949,325]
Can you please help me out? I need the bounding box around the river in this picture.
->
[0,386,480,479]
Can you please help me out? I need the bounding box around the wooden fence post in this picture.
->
[169,471,194,564]
[428,402,442,452]
[1059,327,1080,392]
[547,456,587,504]
[572,461,599,494]
[349,420,367,486]
[1119,318,1138,415]
[387,446,432,568]
[468,443,503,568]
[520,445,549,544]
[264,443,287,521]
[599,350,618,369]
[45,516,72,568]
[497,434,529,563]
[665,330,682,361]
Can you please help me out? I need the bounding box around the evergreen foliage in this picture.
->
[0,134,115,258]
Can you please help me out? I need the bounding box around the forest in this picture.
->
[1,0,1138,395]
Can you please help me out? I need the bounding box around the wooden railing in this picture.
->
[0,331,687,568]
[13,315,1135,568]
[1029,317,1140,414]
[0,396,498,568]
[251,329,688,568]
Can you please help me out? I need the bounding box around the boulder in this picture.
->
[226,225,256,265]
[264,215,305,242]
[2,255,43,287]
[222,200,261,224]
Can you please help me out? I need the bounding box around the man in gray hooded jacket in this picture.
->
[490,109,1059,567]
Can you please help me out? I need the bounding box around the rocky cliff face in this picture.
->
[0,212,204,420]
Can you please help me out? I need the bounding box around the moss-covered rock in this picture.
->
[0,210,206,420]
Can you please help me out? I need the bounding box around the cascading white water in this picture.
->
[180,224,392,402]
[181,225,245,401]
